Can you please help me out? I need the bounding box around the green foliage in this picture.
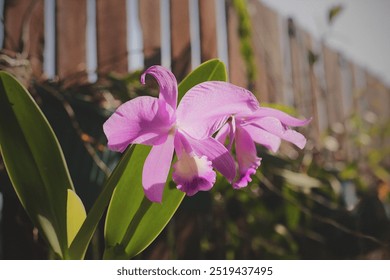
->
[0,71,82,258]
[66,189,86,246]
[328,5,344,24]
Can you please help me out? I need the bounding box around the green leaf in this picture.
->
[68,145,136,259]
[177,59,227,100]
[0,71,74,258]
[328,5,343,24]
[103,59,228,259]
[67,189,86,246]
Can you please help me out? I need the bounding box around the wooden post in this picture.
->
[2,0,44,82]
[56,0,88,86]
[170,0,191,81]
[199,0,218,62]
[322,45,344,125]
[96,0,128,77]
[227,0,247,88]
[247,0,284,103]
[139,0,161,68]
[322,44,347,160]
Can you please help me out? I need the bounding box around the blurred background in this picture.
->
[0,0,389,259]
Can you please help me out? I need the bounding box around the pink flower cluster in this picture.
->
[104,66,310,202]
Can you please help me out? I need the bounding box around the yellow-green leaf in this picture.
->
[67,189,86,246]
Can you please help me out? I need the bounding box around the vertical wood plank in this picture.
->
[365,73,390,121]
[199,0,217,62]
[139,0,161,68]
[227,0,247,88]
[56,0,88,85]
[300,30,314,118]
[3,0,27,51]
[288,19,303,112]
[323,45,348,160]
[248,0,269,101]
[323,45,344,125]
[247,0,284,102]
[29,0,44,79]
[2,0,44,80]
[170,0,191,81]
[96,0,128,76]
[301,31,322,144]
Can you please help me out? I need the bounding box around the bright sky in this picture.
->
[260,0,390,86]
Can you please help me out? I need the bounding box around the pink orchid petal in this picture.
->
[185,133,236,182]
[103,96,172,152]
[244,124,282,152]
[141,65,178,111]
[234,127,261,189]
[253,117,307,149]
[252,107,311,127]
[176,81,260,139]
[173,154,216,196]
[142,134,175,202]
[215,123,230,145]
[172,132,216,196]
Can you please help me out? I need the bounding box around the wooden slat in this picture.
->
[96,0,128,76]
[199,0,217,62]
[301,30,322,144]
[170,0,191,81]
[56,0,87,86]
[365,73,390,120]
[323,45,349,160]
[300,30,314,118]
[227,0,247,88]
[312,43,329,136]
[287,19,302,111]
[248,0,269,101]
[2,0,44,80]
[29,0,44,79]
[322,45,344,125]
[139,0,161,68]
[247,1,284,102]
[3,0,27,51]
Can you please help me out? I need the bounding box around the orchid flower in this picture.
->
[103,65,259,202]
[215,108,311,188]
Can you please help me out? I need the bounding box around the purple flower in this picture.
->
[216,108,311,188]
[103,66,259,202]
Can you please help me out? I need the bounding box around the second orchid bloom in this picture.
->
[103,65,310,202]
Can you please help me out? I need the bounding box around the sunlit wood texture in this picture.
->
[56,0,88,86]
[199,0,217,62]
[365,73,390,122]
[341,61,360,160]
[96,0,128,76]
[170,0,191,81]
[322,45,344,125]
[227,0,247,88]
[366,72,390,155]
[248,0,284,102]
[2,0,44,80]
[323,45,348,160]
[288,22,313,118]
[302,28,321,143]
[140,0,161,67]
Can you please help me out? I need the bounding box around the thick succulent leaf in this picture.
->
[104,59,228,259]
[0,71,74,258]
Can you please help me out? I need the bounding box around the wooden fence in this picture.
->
[1,0,389,162]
